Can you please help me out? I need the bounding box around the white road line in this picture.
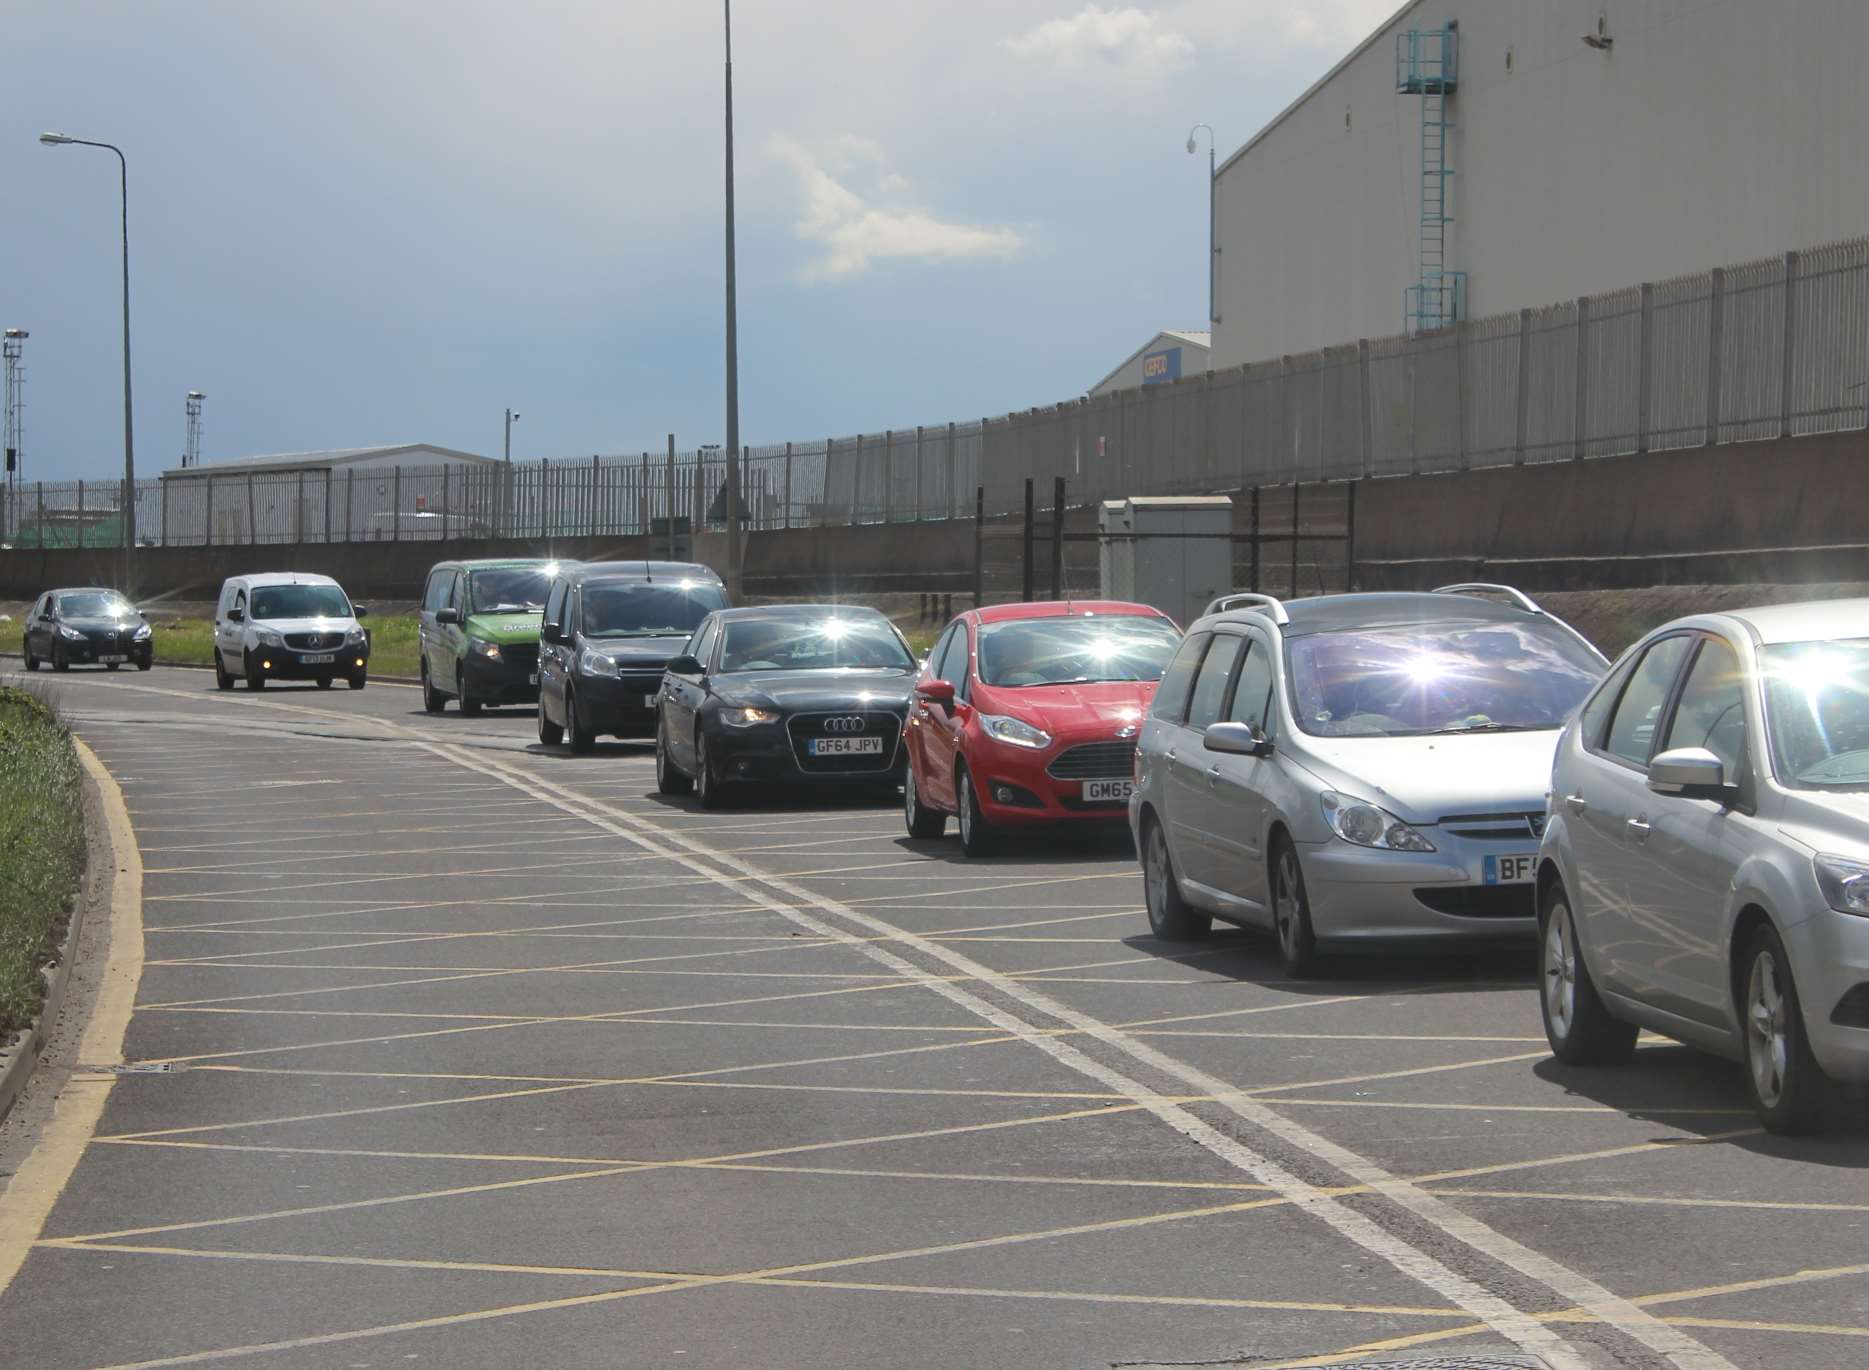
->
[426,742,1737,1370]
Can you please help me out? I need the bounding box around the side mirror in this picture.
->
[539,620,563,643]
[1202,721,1274,758]
[436,608,461,625]
[665,653,703,677]
[916,679,956,705]
[353,604,370,619]
[226,607,245,623]
[1647,746,1735,801]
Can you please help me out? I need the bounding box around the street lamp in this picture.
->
[185,391,206,469]
[1186,124,1219,327]
[501,409,521,539]
[41,131,137,588]
[3,329,26,544]
[722,0,743,598]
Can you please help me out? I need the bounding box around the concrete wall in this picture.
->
[1213,0,1869,366]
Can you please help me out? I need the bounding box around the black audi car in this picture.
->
[21,587,154,672]
[537,561,729,752]
[654,604,918,807]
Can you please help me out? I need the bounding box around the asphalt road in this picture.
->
[0,663,1863,1370]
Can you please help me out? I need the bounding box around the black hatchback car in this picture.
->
[22,587,154,672]
[654,604,918,808]
[537,561,729,753]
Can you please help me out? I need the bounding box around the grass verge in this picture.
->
[0,686,86,1038]
[150,615,423,678]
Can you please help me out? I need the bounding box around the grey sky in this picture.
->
[2,1,1393,481]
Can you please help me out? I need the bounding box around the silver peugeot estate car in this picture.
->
[1537,600,1869,1133]
[1131,586,1607,976]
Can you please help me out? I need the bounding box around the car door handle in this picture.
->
[1565,793,1588,814]
[1626,816,1651,842]
[1206,764,1221,788]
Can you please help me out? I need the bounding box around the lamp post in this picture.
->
[41,132,137,589]
[502,408,521,538]
[3,329,25,544]
[184,391,205,469]
[1186,124,1219,327]
[722,0,743,598]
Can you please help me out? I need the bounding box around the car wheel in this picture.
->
[1143,815,1210,941]
[347,671,367,690]
[566,689,595,754]
[22,640,39,672]
[421,658,446,714]
[1538,881,1637,1066]
[315,675,333,689]
[537,697,564,747]
[694,728,726,809]
[655,717,693,794]
[1270,837,1319,978]
[1741,925,1828,1135]
[52,641,69,672]
[955,763,996,857]
[903,756,946,839]
[214,650,234,691]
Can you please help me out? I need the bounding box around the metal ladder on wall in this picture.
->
[1398,23,1464,334]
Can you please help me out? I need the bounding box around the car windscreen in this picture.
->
[470,569,553,614]
[1285,620,1604,737]
[977,616,1181,687]
[56,592,133,618]
[719,617,914,673]
[580,581,727,637]
[1761,639,1869,788]
[248,585,352,620]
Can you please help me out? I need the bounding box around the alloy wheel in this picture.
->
[1747,951,1790,1110]
[958,775,974,845]
[1144,825,1170,930]
[1273,850,1301,957]
[1544,900,1578,1041]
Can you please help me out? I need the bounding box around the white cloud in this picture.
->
[771,136,1024,282]
[1000,5,1194,71]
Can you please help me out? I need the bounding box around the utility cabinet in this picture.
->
[1098,495,1232,628]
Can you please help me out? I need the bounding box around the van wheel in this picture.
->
[566,689,595,754]
[421,659,446,713]
[538,698,564,747]
[1143,815,1210,941]
[656,719,693,795]
[903,756,945,839]
[214,651,234,690]
[1270,837,1319,978]
[315,675,333,689]
[245,658,266,689]
[1741,925,1827,1135]
[1539,881,1637,1066]
[458,675,482,716]
[347,671,367,690]
[106,661,121,672]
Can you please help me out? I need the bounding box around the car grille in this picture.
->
[786,711,903,773]
[1436,811,1546,841]
[1413,886,1537,918]
[1046,741,1136,780]
[285,631,347,650]
[501,643,539,673]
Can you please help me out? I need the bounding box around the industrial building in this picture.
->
[1090,330,1211,397]
[1211,0,1869,367]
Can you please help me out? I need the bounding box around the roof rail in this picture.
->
[1432,582,1545,615]
[1203,591,1290,625]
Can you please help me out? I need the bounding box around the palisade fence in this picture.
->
[5,235,1868,552]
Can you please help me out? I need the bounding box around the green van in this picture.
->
[417,558,569,713]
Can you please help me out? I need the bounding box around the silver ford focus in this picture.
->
[1537,600,1869,1133]
[1130,586,1607,976]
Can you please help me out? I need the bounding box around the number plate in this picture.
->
[301,653,335,664]
[808,736,882,756]
[1483,853,1538,885]
[1083,779,1134,802]
[97,654,128,664]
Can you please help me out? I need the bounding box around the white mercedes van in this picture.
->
[212,572,370,691]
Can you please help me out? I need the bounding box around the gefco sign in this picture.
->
[1141,347,1182,386]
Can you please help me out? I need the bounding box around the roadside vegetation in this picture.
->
[0,686,86,1038]
[148,614,423,678]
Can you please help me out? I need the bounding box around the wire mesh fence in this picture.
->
[5,235,1866,553]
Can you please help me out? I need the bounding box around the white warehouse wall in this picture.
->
[1211,0,1869,368]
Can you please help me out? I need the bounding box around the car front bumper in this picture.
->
[59,636,153,666]
[253,645,369,680]
[971,738,1136,827]
[1783,907,1869,1083]
[705,716,907,786]
[461,650,541,704]
[1296,837,1539,944]
[575,672,666,737]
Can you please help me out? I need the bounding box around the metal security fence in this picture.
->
[6,235,1867,554]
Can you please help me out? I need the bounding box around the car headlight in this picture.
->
[132,623,152,640]
[345,626,367,645]
[254,628,285,648]
[1320,791,1436,852]
[58,624,84,640]
[469,637,502,659]
[721,705,781,727]
[1814,855,1869,916]
[979,714,1052,749]
[580,649,618,677]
